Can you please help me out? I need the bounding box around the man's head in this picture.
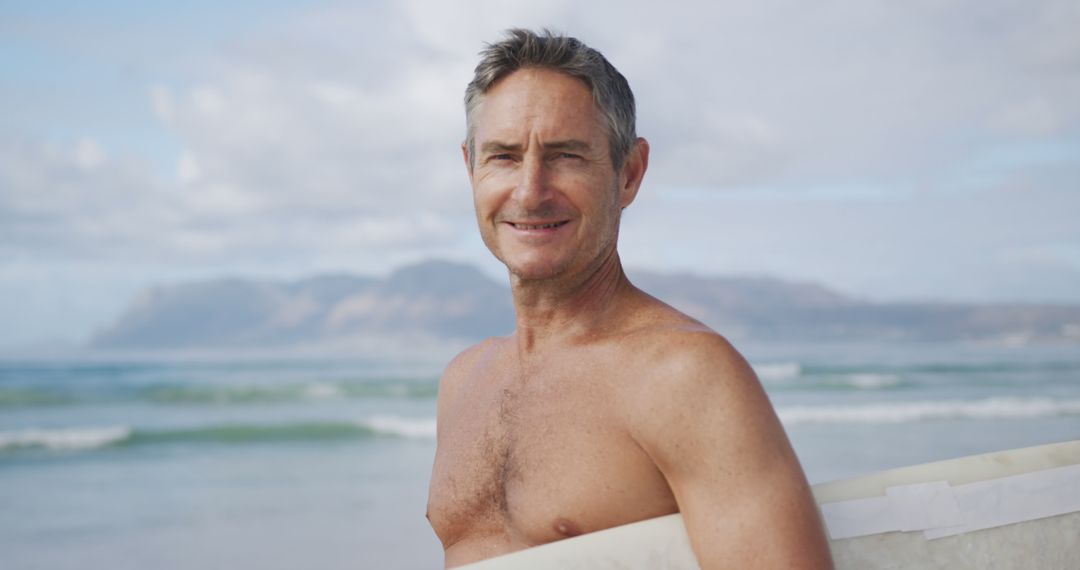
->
[463,29,648,283]
[465,29,637,171]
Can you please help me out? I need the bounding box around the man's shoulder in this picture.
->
[438,336,505,384]
[437,336,505,398]
[628,324,754,390]
[621,297,749,378]
[617,306,782,470]
[444,337,500,374]
[615,301,761,415]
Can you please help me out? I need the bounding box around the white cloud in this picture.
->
[992,98,1065,137]
[0,138,171,258]
[149,84,174,123]
[621,176,1080,303]
[307,81,359,108]
[73,138,105,169]
[189,85,226,115]
[177,151,201,184]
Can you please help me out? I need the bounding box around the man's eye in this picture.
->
[556,153,581,160]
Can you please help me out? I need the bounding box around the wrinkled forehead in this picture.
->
[471,68,606,147]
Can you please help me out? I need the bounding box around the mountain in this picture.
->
[89,260,1080,350]
[90,261,513,350]
[632,272,1080,344]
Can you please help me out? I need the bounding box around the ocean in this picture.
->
[2,341,1078,569]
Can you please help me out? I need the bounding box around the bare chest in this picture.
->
[427,366,676,559]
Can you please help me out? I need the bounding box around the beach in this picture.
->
[2,341,1078,569]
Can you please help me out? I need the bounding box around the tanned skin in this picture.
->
[426,68,833,569]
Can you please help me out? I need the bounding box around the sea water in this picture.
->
[1,342,1078,569]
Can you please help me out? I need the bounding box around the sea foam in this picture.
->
[359,415,437,439]
[837,373,902,390]
[0,426,132,451]
[753,362,802,382]
[302,382,344,400]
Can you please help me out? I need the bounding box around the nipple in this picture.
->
[553,517,583,538]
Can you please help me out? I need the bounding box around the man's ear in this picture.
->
[462,142,473,178]
[619,138,649,209]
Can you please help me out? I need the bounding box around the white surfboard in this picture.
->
[460,440,1080,569]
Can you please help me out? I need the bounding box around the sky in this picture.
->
[2,0,1079,348]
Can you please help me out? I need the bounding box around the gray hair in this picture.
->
[464,28,637,169]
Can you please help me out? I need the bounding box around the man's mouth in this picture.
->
[510,221,570,230]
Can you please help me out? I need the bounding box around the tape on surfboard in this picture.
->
[819,463,1080,540]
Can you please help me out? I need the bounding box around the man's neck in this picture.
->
[509,249,631,355]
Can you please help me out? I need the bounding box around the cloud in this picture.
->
[148,6,479,222]
[622,168,1080,303]
[147,0,1080,202]
[72,138,106,169]
[0,131,465,268]
[624,1,1080,190]
[992,98,1067,137]
[0,136,172,259]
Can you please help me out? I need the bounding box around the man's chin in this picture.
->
[503,258,572,283]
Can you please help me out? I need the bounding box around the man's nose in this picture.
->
[512,154,552,209]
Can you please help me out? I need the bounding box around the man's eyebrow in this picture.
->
[544,140,592,153]
[479,141,522,154]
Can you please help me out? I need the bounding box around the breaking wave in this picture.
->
[0,415,437,453]
[0,426,132,451]
[0,380,439,409]
[753,362,802,381]
[362,415,437,439]
[753,362,907,391]
[142,381,438,404]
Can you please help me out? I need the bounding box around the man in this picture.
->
[427,29,833,568]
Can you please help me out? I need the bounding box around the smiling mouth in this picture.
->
[510,221,570,230]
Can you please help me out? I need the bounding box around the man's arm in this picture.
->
[627,331,833,569]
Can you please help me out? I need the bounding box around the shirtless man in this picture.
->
[427,29,833,568]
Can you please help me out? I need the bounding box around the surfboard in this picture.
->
[459,440,1080,569]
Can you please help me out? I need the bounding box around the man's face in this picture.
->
[466,68,640,283]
